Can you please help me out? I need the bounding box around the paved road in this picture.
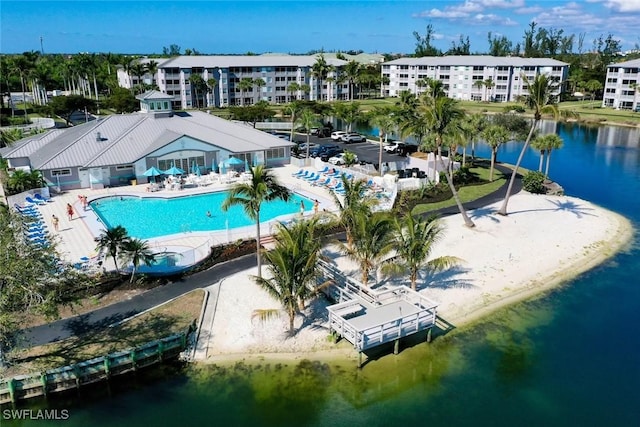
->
[22,163,521,347]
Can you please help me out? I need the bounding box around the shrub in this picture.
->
[522,171,546,194]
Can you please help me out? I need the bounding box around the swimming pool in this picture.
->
[90,191,313,239]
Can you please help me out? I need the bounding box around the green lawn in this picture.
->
[411,163,507,216]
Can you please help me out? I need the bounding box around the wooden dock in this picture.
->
[0,330,192,406]
[318,260,438,366]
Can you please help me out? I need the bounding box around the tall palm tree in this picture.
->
[251,219,324,335]
[206,77,218,107]
[146,60,159,87]
[311,53,332,101]
[287,82,300,102]
[341,212,394,286]
[498,74,562,216]
[530,134,548,173]
[222,165,291,278]
[284,101,303,143]
[344,60,360,100]
[253,78,266,103]
[421,95,475,227]
[482,124,511,181]
[383,214,461,291]
[473,79,484,100]
[328,175,377,248]
[119,238,156,283]
[130,62,147,94]
[237,77,254,106]
[9,54,33,123]
[96,225,129,273]
[369,107,397,176]
[483,78,495,101]
[296,108,320,160]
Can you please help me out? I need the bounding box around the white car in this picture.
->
[328,153,358,166]
[383,142,401,153]
[331,131,347,141]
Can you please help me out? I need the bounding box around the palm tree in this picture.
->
[287,82,300,102]
[251,219,323,335]
[369,107,397,176]
[383,214,461,291]
[206,77,218,107]
[498,74,561,216]
[341,212,394,286]
[130,62,146,94]
[483,78,495,101]
[119,238,156,283]
[253,78,266,103]
[421,95,475,227]
[146,60,159,87]
[344,60,360,100]
[189,74,206,108]
[296,108,320,160]
[222,165,291,278]
[532,134,564,177]
[96,225,129,273]
[237,77,254,106]
[9,54,33,123]
[284,101,303,143]
[333,102,361,132]
[473,79,484,100]
[329,176,378,249]
[482,125,511,181]
[311,53,332,101]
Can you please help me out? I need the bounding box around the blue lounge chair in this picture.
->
[34,194,52,203]
[319,166,329,173]
[314,177,331,187]
[291,169,304,177]
[15,203,38,213]
[298,171,310,179]
[25,196,46,206]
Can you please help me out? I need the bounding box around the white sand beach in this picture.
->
[200,193,634,361]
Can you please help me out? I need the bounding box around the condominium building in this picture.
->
[117,55,349,109]
[602,58,640,110]
[381,55,569,102]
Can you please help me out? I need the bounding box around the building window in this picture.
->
[266,148,286,159]
[116,165,134,170]
[51,169,71,177]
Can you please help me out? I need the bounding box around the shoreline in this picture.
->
[196,194,635,367]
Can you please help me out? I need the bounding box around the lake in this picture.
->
[5,122,640,427]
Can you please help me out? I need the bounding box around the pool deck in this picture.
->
[24,165,343,270]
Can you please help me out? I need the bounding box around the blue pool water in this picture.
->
[90,191,313,239]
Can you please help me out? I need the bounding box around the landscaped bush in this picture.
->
[522,171,546,194]
[502,104,525,113]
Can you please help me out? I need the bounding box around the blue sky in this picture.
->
[2,0,639,55]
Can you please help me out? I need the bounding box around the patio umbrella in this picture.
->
[244,159,250,172]
[191,161,197,174]
[253,156,259,167]
[143,166,163,183]
[219,162,227,175]
[195,165,201,177]
[163,165,185,175]
[224,156,244,166]
[212,159,218,174]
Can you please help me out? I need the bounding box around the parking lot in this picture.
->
[290,133,401,166]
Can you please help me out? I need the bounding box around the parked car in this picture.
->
[383,141,402,153]
[328,152,358,165]
[340,132,367,144]
[320,148,344,162]
[331,131,347,141]
[397,142,419,157]
[312,127,332,137]
[310,144,341,158]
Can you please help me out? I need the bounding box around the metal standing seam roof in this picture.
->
[383,55,569,67]
[158,54,347,69]
[9,111,295,170]
[607,58,640,68]
[0,129,64,158]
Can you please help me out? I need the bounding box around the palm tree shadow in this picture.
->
[470,206,500,222]
[508,198,597,219]
[298,296,330,332]
[419,266,476,291]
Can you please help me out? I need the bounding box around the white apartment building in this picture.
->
[602,58,640,110]
[117,55,348,109]
[381,55,569,102]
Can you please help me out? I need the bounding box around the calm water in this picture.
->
[6,123,640,426]
[91,192,313,239]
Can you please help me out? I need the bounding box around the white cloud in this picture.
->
[514,6,543,14]
[471,13,519,25]
[590,0,640,12]
[479,0,525,8]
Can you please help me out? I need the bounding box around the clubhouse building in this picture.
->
[0,91,294,191]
